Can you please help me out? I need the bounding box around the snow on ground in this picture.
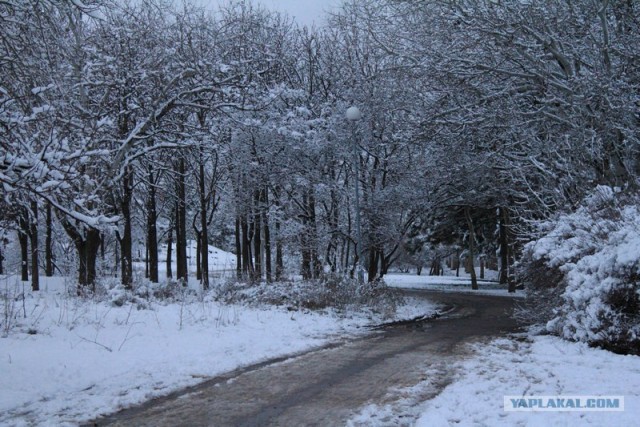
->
[416,336,640,426]
[385,272,523,297]
[0,274,438,426]
[350,335,640,427]
[133,240,237,276]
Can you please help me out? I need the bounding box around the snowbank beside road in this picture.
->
[415,335,640,426]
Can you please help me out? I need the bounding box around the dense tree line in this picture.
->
[1,0,638,293]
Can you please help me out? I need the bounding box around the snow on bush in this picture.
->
[216,275,403,319]
[522,185,640,354]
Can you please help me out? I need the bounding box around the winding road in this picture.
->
[90,291,521,426]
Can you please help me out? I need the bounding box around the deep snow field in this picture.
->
[0,273,436,426]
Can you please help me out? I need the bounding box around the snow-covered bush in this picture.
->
[103,276,195,309]
[515,257,565,327]
[217,276,402,318]
[520,186,640,354]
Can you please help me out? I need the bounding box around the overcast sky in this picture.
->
[257,0,340,27]
[198,0,341,27]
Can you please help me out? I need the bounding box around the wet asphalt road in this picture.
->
[90,291,521,427]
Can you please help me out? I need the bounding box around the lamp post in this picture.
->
[346,106,365,283]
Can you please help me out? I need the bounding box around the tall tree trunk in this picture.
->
[301,191,321,280]
[199,170,209,290]
[367,247,379,282]
[147,170,158,283]
[114,237,119,277]
[196,111,210,290]
[275,217,283,281]
[499,207,515,292]
[430,258,440,276]
[85,228,100,290]
[499,208,508,285]
[174,202,183,281]
[253,191,262,282]
[144,240,149,279]
[300,191,311,280]
[0,246,3,275]
[344,208,352,275]
[300,216,311,281]
[176,158,188,284]
[195,231,202,281]
[380,245,398,279]
[60,218,100,294]
[327,185,339,273]
[45,203,54,277]
[235,216,242,280]
[309,194,321,279]
[301,250,311,279]
[166,222,173,279]
[75,235,99,292]
[248,217,255,276]
[271,187,284,281]
[18,211,29,282]
[241,216,252,278]
[465,207,478,290]
[30,201,39,291]
[120,168,133,290]
[262,189,272,283]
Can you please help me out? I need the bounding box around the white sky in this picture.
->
[257,0,341,27]
[198,0,342,27]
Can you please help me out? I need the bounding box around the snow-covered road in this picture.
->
[92,291,520,426]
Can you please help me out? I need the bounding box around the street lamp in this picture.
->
[346,106,365,283]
